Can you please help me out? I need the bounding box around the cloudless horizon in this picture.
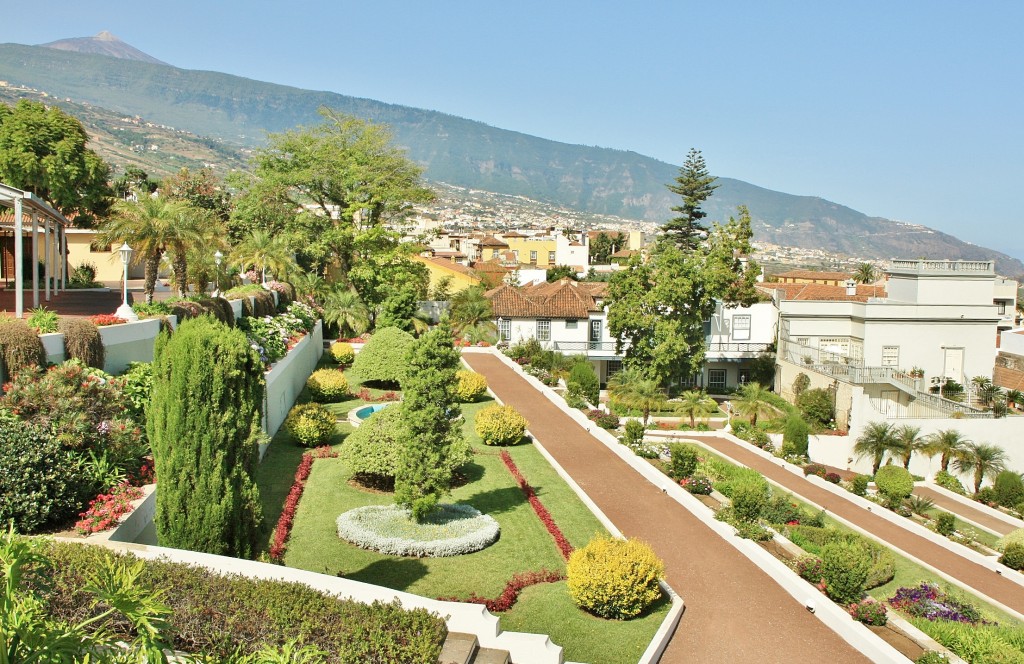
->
[5,1,1023,261]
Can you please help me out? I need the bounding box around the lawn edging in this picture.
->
[473,347,907,664]
[920,481,1024,531]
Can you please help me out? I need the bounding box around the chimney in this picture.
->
[844,279,857,297]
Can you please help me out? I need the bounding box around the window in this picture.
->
[732,314,751,341]
[498,319,511,341]
[491,248,499,259]
[820,337,849,363]
[708,369,727,391]
[537,319,551,342]
[548,251,556,264]
[607,360,622,376]
[565,319,578,329]
[512,250,519,261]
[530,250,537,264]
[997,302,1007,315]
[589,319,602,349]
[881,345,899,368]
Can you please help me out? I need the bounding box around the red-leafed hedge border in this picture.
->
[269,446,337,561]
[500,450,574,560]
[439,569,564,612]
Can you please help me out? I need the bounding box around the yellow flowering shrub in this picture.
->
[329,342,355,367]
[453,370,488,402]
[306,369,350,402]
[284,403,336,447]
[474,404,527,446]
[566,535,664,619]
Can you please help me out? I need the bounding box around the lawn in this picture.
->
[256,362,669,663]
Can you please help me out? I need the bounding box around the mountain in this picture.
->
[0,41,1021,277]
[39,31,168,66]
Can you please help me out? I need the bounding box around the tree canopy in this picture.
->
[662,148,718,251]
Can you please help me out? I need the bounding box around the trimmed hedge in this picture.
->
[0,317,45,378]
[821,541,871,604]
[475,404,528,446]
[567,535,664,619]
[351,327,415,388]
[58,317,105,368]
[453,370,488,402]
[285,402,337,447]
[36,540,447,662]
[875,465,915,507]
[306,369,350,402]
[330,341,356,367]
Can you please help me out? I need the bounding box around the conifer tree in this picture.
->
[148,317,264,557]
[663,148,719,251]
[394,320,464,521]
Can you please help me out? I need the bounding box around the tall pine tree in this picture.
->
[148,317,264,557]
[394,320,464,521]
[663,148,718,251]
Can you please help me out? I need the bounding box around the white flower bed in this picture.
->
[336,503,500,557]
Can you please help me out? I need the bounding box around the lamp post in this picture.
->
[213,250,223,297]
[115,242,139,322]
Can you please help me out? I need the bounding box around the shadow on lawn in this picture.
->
[349,557,429,591]
[459,485,527,516]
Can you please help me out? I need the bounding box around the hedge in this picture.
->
[351,327,415,388]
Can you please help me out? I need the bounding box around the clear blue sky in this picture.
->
[6,1,1024,261]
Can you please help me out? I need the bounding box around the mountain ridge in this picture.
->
[39,31,169,66]
[0,41,1020,277]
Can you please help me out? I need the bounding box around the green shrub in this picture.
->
[787,525,894,589]
[285,402,337,448]
[914,653,947,664]
[735,424,772,449]
[668,443,699,479]
[57,316,105,369]
[567,535,664,620]
[851,474,870,497]
[567,362,599,405]
[935,511,957,537]
[453,370,488,402]
[934,469,967,494]
[306,368,350,402]
[68,262,98,287]
[996,528,1024,553]
[792,372,810,396]
[820,541,871,604]
[252,290,277,317]
[0,418,94,532]
[475,404,528,446]
[329,341,356,367]
[1000,543,1024,571]
[132,301,173,317]
[0,317,45,378]
[875,465,915,507]
[351,327,415,388]
[730,479,770,523]
[994,470,1024,509]
[796,387,834,426]
[714,466,769,499]
[121,361,153,424]
[781,414,809,457]
[622,419,646,449]
[26,306,59,334]
[37,539,447,662]
[761,493,803,524]
[149,317,264,557]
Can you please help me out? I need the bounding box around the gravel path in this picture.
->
[913,486,1020,536]
[463,353,868,664]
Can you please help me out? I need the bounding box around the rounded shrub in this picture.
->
[796,387,834,427]
[453,370,488,402]
[996,527,1024,553]
[567,535,664,620]
[668,443,699,479]
[351,327,415,388]
[306,369,350,402]
[58,317,105,369]
[1000,543,1024,571]
[820,541,871,604]
[0,317,46,378]
[781,414,809,457]
[622,419,646,449]
[935,511,957,537]
[729,478,771,523]
[329,341,355,367]
[850,474,870,497]
[875,465,915,507]
[284,402,336,447]
[475,404,527,446]
[994,470,1024,508]
[567,362,599,405]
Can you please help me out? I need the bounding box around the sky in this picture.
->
[5,1,1024,260]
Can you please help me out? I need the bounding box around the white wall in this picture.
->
[708,300,777,348]
[1002,329,1024,356]
[264,321,324,436]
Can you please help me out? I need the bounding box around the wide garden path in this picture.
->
[463,353,868,664]
[688,435,1024,616]
[913,486,1019,536]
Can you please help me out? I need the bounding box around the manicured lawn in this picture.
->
[256,365,668,663]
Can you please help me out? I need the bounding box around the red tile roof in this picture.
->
[478,235,509,247]
[760,282,886,302]
[774,269,853,282]
[486,278,605,318]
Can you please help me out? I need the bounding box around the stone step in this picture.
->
[470,646,511,664]
[438,632,478,664]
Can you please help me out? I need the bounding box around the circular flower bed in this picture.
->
[336,503,500,557]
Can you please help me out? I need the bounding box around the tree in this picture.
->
[450,285,496,339]
[893,424,926,469]
[662,148,719,251]
[231,229,299,283]
[0,99,112,225]
[113,165,157,199]
[148,317,264,557]
[607,368,666,424]
[731,382,781,427]
[924,429,972,472]
[322,285,371,339]
[162,167,231,222]
[676,390,718,428]
[854,263,877,284]
[546,265,578,282]
[394,321,463,521]
[954,442,1009,494]
[589,232,623,265]
[853,422,899,475]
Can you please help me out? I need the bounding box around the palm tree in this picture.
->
[676,390,719,428]
[292,271,328,301]
[322,285,370,339]
[1006,389,1023,411]
[954,442,1009,494]
[894,424,926,469]
[853,421,899,475]
[449,285,496,341]
[924,429,972,472]
[231,229,298,283]
[854,263,877,284]
[607,368,666,424]
[731,382,781,427]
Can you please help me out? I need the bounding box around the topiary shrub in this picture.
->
[453,370,488,402]
[875,465,915,508]
[935,511,957,537]
[796,387,834,427]
[0,317,45,378]
[58,317,105,369]
[475,404,528,446]
[567,362,599,405]
[934,469,967,494]
[329,341,355,367]
[351,327,415,388]
[781,414,809,457]
[305,368,350,402]
[567,535,665,620]
[820,541,871,604]
[251,291,277,317]
[0,418,95,532]
[1000,543,1024,571]
[284,402,336,447]
[149,317,264,558]
[994,470,1024,509]
[792,372,811,397]
[668,443,699,479]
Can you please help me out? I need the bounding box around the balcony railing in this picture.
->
[706,342,772,354]
[552,341,621,353]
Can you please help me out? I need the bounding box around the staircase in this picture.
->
[439,633,511,664]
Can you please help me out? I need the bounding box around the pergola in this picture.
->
[0,182,69,318]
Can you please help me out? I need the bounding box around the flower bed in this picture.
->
[270,446,337,561]
[75,482,144,535]
[336,503,500,557]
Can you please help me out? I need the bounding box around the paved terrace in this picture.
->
[0,287,126,318]
[462,353,868,664]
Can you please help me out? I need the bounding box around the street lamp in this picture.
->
[114,242,139,322]
[213,250,223,297]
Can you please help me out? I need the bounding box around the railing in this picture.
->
[889,259,994,274]
[552,341,621,353]
[706,342,772,354]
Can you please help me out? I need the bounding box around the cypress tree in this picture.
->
[148,316,264,557]
[394,321,464,521]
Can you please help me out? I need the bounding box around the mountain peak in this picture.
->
[39,32,168,66]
